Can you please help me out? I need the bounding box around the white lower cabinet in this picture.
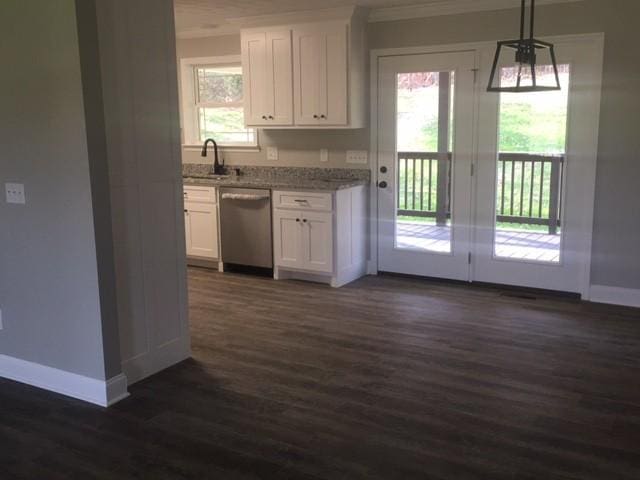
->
[301,211,333,273]
[273,210,305,269]
[273,209,333,273]
[273,186,367,287]
[184,186,219,261]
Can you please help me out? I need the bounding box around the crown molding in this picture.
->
[368,0,583,23]
[176,24,241,39]
[175,6,361,39]
[227,6,364,29]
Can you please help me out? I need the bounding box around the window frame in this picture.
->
[180,55,258,151]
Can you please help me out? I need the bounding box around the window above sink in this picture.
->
[180,55,259,151]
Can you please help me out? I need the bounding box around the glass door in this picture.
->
[474,38,603,294]
[377,52,475,280]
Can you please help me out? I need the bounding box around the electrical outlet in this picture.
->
[5,183,26,204]
[266,147,278,161]
[320,149,329,162]
[346,150,368,165]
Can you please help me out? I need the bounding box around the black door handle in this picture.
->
[378,181,388,189]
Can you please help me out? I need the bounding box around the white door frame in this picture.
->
[368,33,605,298]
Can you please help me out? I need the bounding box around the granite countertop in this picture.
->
[182,165,370,192]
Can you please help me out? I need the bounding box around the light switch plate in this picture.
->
[320,149,329,163]
[266,147,278,161]
[5,183,26,204]
[346,150,368,165]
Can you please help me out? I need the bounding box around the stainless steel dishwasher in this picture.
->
[219,188,273,269]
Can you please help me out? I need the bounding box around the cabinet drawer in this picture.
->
[273,191,332,211]
[184,185,216,204]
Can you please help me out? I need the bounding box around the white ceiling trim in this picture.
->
[226,6,361,28]
[177,25,241,39]
[368,0,583,23]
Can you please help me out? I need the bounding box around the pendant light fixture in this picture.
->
[487,0,561,93]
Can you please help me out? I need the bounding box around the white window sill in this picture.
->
[182,144,261,154]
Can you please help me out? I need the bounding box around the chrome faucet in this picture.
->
[201,138,225,175]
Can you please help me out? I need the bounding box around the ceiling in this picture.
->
[173,0,580,38]
[173,0,451,37]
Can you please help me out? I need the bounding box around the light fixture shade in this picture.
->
[487,38,562,93]
[487,0,562,93]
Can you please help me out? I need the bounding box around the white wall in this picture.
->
[96,0,191,384]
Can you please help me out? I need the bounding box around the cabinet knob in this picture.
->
[262,115,267,120]
[320,114,326,119]
[303,219,308,223]
[378,181,388,189]
[313,114,319,119]
[296,218,300,222]
[184,209,188,213]
[268,115,274,120]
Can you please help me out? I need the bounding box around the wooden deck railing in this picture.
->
[397,152,564,234]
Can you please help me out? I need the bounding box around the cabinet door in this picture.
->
[185,202,219,259]
[323,23,348,125]
[242,32,269,126]
[293,23,348,126]
[242,31,293,126]
[267,31,293,125]
[301,211,334,273]
[273,210,303,269]
[184,209,193,256]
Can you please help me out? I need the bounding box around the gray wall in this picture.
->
[176,36,370,169]
[367,0,640,290]
[0,0,118,380]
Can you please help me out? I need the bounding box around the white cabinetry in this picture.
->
[273,186,367,287]
[242,30,293,126]
[292,22,347,126]
[240,7,366,129]
[184,186,219,261]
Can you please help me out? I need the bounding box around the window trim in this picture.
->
[179,55,259,151]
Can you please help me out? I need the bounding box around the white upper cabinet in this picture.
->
[293,22,348,126]
[240,7,366,129]
[242,30,293,126]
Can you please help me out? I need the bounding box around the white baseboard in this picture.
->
[367,260,378,275]
[589,285,640,308]
[0,354,129,407]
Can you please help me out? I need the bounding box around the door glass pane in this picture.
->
[396,71,455,253]
[494,65,570,263]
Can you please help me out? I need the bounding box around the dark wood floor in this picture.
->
[2,268,640,479]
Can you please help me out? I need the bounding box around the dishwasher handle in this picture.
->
[221,192,270,201]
